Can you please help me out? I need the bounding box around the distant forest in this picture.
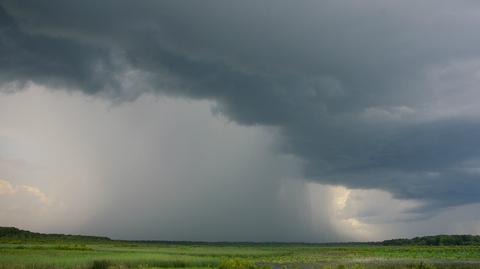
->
[381,235,480,246]
[0,227,111,243]
[1,226,480,245]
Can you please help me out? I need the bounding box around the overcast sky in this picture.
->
[1,0,480,242]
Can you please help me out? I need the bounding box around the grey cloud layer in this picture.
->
[2,0,480,213]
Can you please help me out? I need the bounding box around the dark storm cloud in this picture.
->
[2,0,480,214]
[0,5,121,94]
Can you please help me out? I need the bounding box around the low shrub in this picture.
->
[91,260,111,269]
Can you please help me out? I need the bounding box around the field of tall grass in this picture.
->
[1,242,480,269]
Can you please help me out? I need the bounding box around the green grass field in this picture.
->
[1,241,480,269]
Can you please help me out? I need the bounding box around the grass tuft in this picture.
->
[91,260,111,269]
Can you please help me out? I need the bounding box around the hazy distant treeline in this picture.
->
[382,235,480,246]
[1,227,479,246]
[0,227,111,243]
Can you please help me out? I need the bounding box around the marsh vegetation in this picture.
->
[1,228,479,269]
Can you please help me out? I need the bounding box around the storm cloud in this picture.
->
[1,0,480,238]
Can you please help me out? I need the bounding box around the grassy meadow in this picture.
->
[1,227,480,269]
[1,241,480,269]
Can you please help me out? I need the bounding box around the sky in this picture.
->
[1,0,480,242]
